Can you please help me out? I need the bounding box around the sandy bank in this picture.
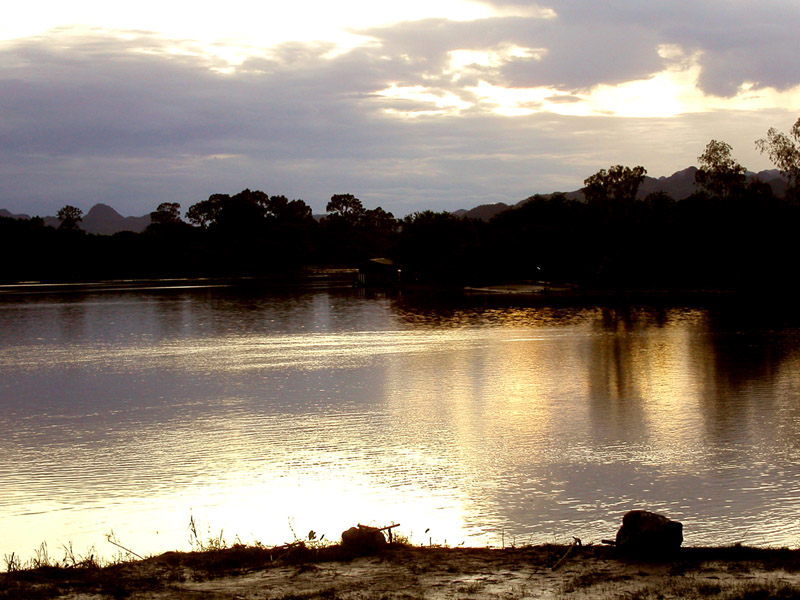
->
[2,543,800,599]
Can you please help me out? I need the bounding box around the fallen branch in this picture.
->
[552,537,581,571]
[358,523,401,543]
[271,541,306,551]
[357,523,401,532]
[105,535,144,561]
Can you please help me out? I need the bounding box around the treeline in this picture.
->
[3,123,800,291]
[0,191,400,283]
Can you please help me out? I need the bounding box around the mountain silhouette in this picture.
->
[453,168,789,221]
[1,204,151,234]
[1,168,792,229]
[78,203,151,235]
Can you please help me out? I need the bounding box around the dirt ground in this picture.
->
[2,543,800,600]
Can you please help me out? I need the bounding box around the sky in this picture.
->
[2,0,800,218]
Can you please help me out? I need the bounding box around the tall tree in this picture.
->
[326,194,365,222]
[56,205,83,231]
[150,202,182,225]
[695,140,747,200]
[319,194,398,265]
[756,116,800,201]
[186,190,269,234]
[397,211,487,284]
[583,165,647,205]
[265,195,314,223]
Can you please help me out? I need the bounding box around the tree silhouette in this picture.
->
[186,190,271,235]
[319,194,398,265]
[56,205,83,231]
[695,140,746,200]
[326,194,365,222]
[397,211,487,284]
[264,195,314,224]
[150,202,182,225]
[756,116,800,202]
[184,189,319,274]
[583,165,647,206]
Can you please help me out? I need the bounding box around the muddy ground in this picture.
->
[2,543,800,599]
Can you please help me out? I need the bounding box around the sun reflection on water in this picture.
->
[2,290,800,562]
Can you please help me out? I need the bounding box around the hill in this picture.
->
[1,204,151,235]
[2,168,792,230]
[452,168,790,221]
[0,209,31,220]
[451,202,510,221]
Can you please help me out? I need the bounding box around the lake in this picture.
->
[1,279,799,564]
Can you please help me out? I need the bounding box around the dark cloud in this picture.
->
[1,33,396,162]
[497,22,663,90]
[359,16,664,91]
[476,0,800,96]
[0,12,796,218]
[1,36,244,157]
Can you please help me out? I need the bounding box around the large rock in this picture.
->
[615,510,683,555]
[341,525,387,556]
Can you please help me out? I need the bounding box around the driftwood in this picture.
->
[106,533,144,560]
[359,523,401,543]
[552,537,582,570]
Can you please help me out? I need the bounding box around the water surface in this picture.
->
[1,283,799,562]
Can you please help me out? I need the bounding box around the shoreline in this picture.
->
[2,542,799,599]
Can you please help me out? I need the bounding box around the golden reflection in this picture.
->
[4,293,800,560]
[584,308,710,465]
[382,325,597,542]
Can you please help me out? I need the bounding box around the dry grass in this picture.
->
[1,543,799,600]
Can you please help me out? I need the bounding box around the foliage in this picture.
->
[326,193,365,222]
[56,205,83,231]
[184,189,318,274]
[319,193,399,265]
[186,189,269,234]
[756,116,800,201]
[396,210,487,285]
[266,194,314,223]
[150,202,182,225]
[5,124,800,291]
[583,165,647,206]
[695,139,747,200]
[487,193,588,284]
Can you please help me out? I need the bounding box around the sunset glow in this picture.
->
[1,0,798,216]
[2,0,518,48]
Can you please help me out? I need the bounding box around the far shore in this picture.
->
[3,272,797,306]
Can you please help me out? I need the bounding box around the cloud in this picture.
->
[0,11,797,219]
[478,0,800,97]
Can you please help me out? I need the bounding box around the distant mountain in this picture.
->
[452,202,510,221]
[748,169,789,198]
[452,167,791,219]
[1,203,151,234]
[79,203,151,235]
[638,166,700,200]
[638,167,787,200]
[0,208,31,220]
[2,168,793,232]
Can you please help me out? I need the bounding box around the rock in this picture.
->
[615,510,683,555]
[341,526,387,556]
